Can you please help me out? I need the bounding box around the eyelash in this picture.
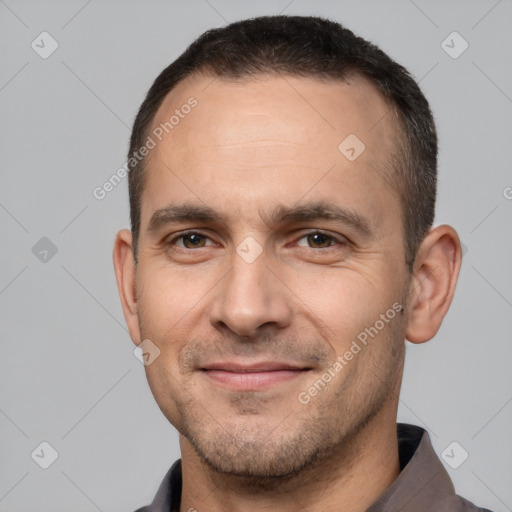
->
[166,230,348,251]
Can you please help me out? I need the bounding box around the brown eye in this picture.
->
[184,233,206,248]
[173,232,210,249]
[306,233,333,248]
[296,232,341,249]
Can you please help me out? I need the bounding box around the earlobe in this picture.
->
[113,229,141,345]
[405,225,462,344]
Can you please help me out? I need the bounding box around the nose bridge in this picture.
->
[210,241,291,337]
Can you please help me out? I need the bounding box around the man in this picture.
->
[113,15,492,512]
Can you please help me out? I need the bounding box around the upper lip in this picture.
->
[201,361,310,372]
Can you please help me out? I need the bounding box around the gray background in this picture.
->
[1,0,511,510]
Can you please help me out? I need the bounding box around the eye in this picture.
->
[296,231,345,249]
[170,232,214,249]
[165,230,346,252]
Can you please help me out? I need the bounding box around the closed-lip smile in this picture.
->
[201,360,311,390]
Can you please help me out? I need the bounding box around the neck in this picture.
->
[179,412,400,512]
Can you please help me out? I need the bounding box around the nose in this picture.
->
[209,245,293,339]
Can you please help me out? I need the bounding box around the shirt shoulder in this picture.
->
[437,495,494,512]
[368,424,495,512]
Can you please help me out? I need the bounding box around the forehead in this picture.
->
[151,71,397,150]
[142,72,401,232]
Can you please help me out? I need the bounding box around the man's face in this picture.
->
[131,73,411,478]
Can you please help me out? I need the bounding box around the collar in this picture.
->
[367,423,455,511]
[141,423,479,512]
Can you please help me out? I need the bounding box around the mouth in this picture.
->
[200,361,312,391]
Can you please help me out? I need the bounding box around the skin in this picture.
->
[114,72,462,512]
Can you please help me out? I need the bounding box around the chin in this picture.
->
[196,439,320,480]
[182,414,330,481]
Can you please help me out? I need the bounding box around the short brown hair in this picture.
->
[127,15,437,271]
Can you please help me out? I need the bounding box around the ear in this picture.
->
[405,224,462,344]
[113,229,141,345]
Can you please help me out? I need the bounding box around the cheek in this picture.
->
[292,269,401,352]
[136,264,209,345]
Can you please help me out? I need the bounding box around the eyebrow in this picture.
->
[147,200,374,238]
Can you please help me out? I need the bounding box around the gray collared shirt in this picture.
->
[135,423,493,512]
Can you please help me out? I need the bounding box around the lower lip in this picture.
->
[203,369,307,390]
